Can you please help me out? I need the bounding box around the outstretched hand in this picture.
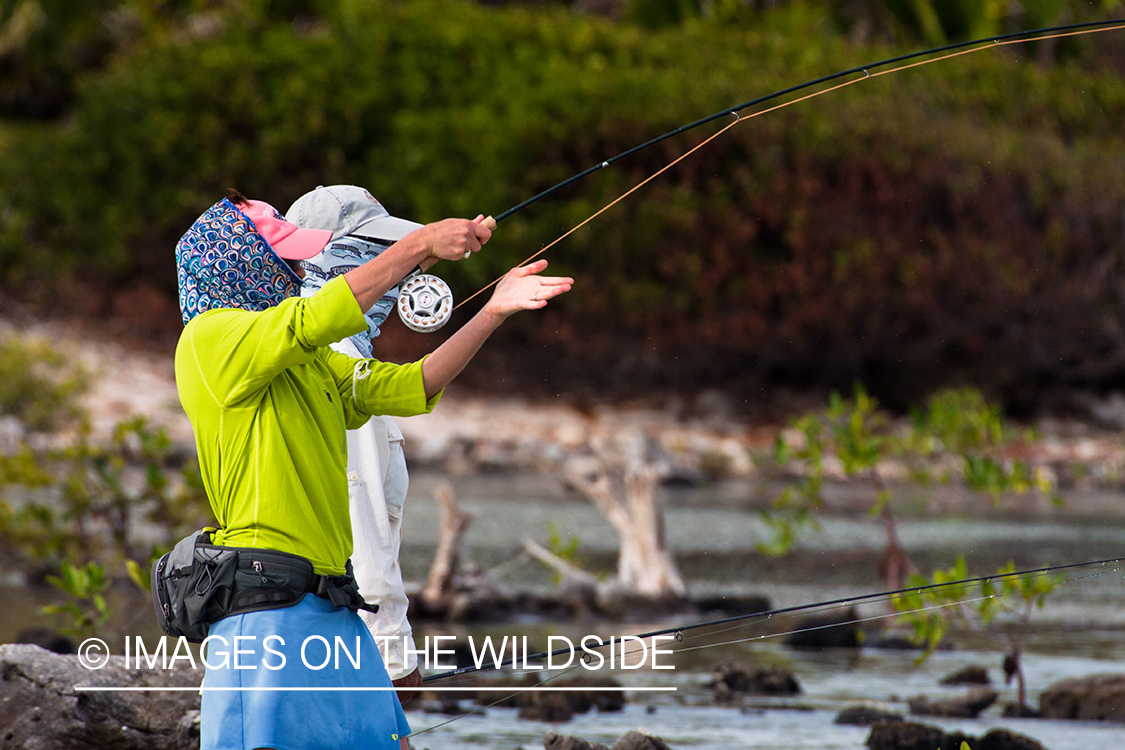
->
[483,260,573,320]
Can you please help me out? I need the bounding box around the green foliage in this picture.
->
[830,0,1124,43]
[891,556,1060,664]
[0,416,211,574]
[545,521,583,585]
[762,386,1058,554]
[0,334,87,430]
[2,2,1125,399]
[42,560,111,636]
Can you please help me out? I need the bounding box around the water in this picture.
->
[403,639,1125,749]
[3,471,1124,749]
[392,472,1125,749]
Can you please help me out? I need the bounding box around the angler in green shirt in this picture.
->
[175,195,571,750]
[176,198,571,576]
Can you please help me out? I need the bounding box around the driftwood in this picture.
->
[420,482,472,610]
[523,538,599,592]
[568,463,686,600]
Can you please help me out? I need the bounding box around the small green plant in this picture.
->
[42,560,111,637]
[545,521,583,585]
[761,386,1060,599]
[892,556,1061,709]
[760,384,898,570]
[0,416,210,576]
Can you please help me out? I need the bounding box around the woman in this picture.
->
[174,195,571,750]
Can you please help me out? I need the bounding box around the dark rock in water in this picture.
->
[835,700,903,726]
[551,675,626,713]
[976,728,1048,750]
[690,593,771,618]
[1001,702,1041,718]
[519,692,574,722]
[611,730,674,750]
[867,633,952,652]
[940,665,991,685]
[908,686,998,718]
[866,720,945,750]
[1038,672,1125,721]
[867,635,922,651]
[784,606,860,649]
[466,673,542,708]
[13,628,75,655]
[710,664,801,703]
[544,730,610,750]
[866,718,1044,750]
[0,643,201,750]
[421,696,471,715]
[866,720,973,750]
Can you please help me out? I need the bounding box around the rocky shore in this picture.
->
[3,645,1123,750]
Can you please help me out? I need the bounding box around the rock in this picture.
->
[550,675,626,713]
[940,665,991,685]
[518,692,574,722]
[1038,672,1125,721]
[610,730,673,750]
[175,710,200,749]
[544,730,610,750]
[908,686,998,718]
[690,593,770,618]
[710,664,801,703]
[975,728,1048,750]
[835,700,903,726]
[865,720,973,750]
[1001,702,1040,718]
[865,720,944,750]
[421,697,470,715]
[784,607,861,649]
[867,633,952,652]
[0,643,201,750]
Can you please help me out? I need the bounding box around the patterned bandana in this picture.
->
[176,199,301,325]
[299,235,399,358]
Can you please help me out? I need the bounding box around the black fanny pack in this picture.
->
[150,529,377,643]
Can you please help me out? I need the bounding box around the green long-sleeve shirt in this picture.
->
[175,275,440,574]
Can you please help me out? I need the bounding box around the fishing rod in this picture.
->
[493,16,1125,225]
[421,555,1122,683]
[449,16,1125,312]
[406,558,1121,739]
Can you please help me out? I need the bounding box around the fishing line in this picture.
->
[453,18,1125,311]
[423,556,1122,683]
[407,561,1121,737]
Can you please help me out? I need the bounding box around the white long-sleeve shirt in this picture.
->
[333,337,417,680]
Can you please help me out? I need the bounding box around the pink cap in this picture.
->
[241,199,332,261]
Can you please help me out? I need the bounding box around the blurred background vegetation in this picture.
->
[1,0,1124,411]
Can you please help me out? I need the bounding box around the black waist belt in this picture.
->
[152,529,378,644]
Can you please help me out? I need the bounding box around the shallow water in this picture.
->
[3,471,1124,749]
[404,639,1125,750]
[393,472,1125,749]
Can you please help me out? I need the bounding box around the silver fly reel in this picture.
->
[397,274,453,333]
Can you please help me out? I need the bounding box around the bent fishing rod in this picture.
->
[421,555,1122,683]
[453,16,1125,311]
[496,16,1125,225]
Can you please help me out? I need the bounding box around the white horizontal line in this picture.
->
[74,686,675,692]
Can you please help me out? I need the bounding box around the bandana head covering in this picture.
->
[176,199,302,325]
[299,235,399,358]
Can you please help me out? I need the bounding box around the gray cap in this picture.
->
[286,185,423,242]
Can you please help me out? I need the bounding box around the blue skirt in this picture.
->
[200,595,410,750]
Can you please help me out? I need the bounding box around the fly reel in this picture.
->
[397,274,453,333]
